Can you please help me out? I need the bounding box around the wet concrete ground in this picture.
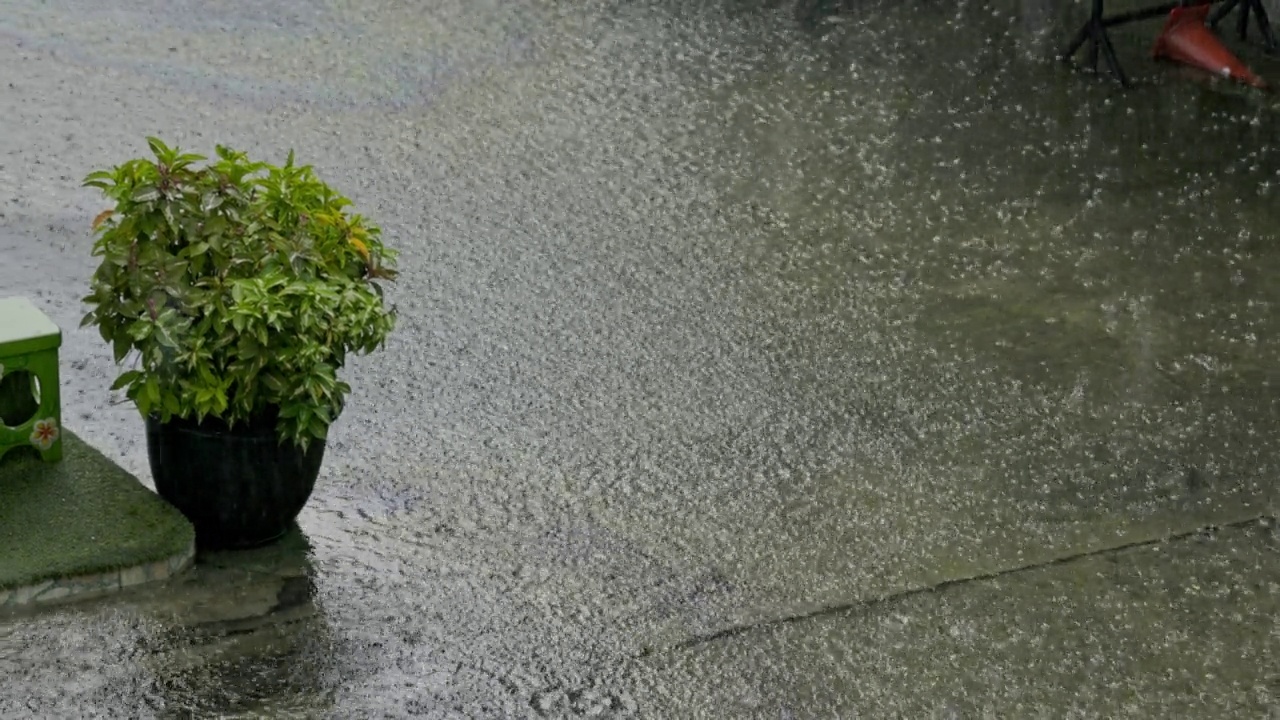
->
[1,0,1278,716]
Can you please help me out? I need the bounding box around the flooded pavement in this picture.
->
[614,520,1279,717]
[1,0,1278,715]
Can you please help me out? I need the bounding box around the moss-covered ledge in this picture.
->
[0,429,195,609]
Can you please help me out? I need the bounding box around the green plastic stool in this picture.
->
[0,297,62,462]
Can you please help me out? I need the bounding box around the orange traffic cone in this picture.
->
[1152,4,1267,88]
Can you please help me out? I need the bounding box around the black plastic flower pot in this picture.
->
[144,412,325,551]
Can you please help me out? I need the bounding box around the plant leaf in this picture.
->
[146,136,170,159]
[112,335,131,363]
[110,370,143,391]
[83,170,115,188]
[132,185,160,203]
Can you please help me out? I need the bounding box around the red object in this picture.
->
[1152,4,1267,88]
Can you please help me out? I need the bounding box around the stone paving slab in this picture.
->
[0,429,194,610]
[610,517,1280,718]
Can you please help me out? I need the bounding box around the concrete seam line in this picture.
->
[650,513,1275,656]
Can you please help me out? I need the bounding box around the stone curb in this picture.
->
[0,541,195,610]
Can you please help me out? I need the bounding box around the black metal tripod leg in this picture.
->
[1098,26,1131,86]
[1211,0,1278,52]
[1061,0,1130,87]
[1209,0,1242,27]
[1250,0,1278,52]
[1060,22,1104,74]
[1062,23,1093,60]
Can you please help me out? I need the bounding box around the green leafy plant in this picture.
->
[81,137,398,449]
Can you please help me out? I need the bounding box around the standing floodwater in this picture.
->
[1,0,1278,716]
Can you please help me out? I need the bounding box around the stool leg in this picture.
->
[28,349,62,462]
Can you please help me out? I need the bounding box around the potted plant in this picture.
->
[81,137,398,550]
